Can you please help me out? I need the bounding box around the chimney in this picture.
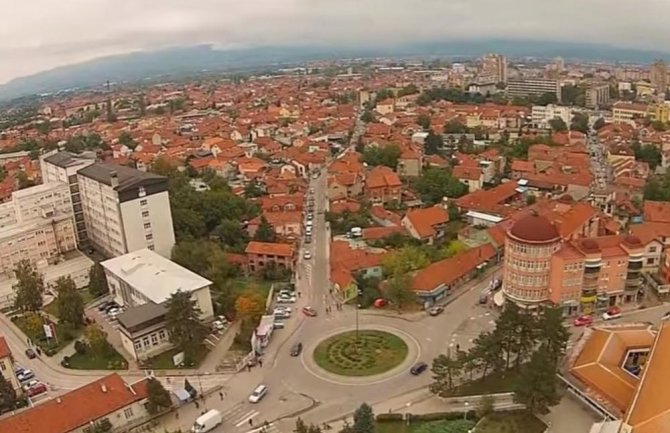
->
[110,170,119,188]
[56,397,62,404]
[101,384,108,393]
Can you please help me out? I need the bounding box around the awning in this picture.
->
[493,290,505,307]
[172,388,191,403]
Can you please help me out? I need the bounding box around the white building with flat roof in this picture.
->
[531,104,573,129]
[102,248,213,360]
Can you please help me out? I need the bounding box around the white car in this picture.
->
[249,384,268,403]
[107,308,121,318]
[22,379,39,391]
[17,370,34,382]
[276,295,297,304]
[212,320,227,331]
[273,308,292,317]
[303,251,312,260]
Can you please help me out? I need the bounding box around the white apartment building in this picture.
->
[531,104,573,129]
[77,163,175,258]
[101,248,213,360]
[507,78,561,102]
[40,151,95,245]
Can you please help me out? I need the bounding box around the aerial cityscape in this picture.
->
[0,4,670,433]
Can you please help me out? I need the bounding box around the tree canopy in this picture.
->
[353,403,375,433]
[362,145,402,169]
[424,130,444,155]
[165,290,207,363]
[548,117,567,132]
[13,260,45,312]
[632,141,662,169]
[415,168,468,204]
[54,276,85,328]
[0,374,17,413]
[88,263,109,298]
[146,378,172,414]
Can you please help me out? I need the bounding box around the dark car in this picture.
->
[290,342,303,357]
[25,348,37,359]
[410,362,428,375]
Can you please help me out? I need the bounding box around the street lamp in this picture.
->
[463,402,469,420]
[355,288,363,342]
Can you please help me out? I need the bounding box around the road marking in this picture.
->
[243,423,279,433]
[234,410,259,427]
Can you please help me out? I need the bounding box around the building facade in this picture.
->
[531,104,573,129]
[480,53,508,84]
[77,164,175,258]
[0,336,20,393]
[40,151,95,245]
[585,84,611,109]
[507,78,561,102]
[650,59,667,94]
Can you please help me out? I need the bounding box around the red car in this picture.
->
[302,306,318,317]
[573,315,593,327]
[26,382,47,398]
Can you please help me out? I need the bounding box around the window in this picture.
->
[142,210,149,218]
[646,258,655,265]
[0,360,5,371]
[143,222,151,229]
[649,246,657,253]
[134,341,142,351]
[151,333,159,346]
[146,233,153,240]
[124,407,134,419]
[159,330,166,340]
[140,199,148,206]
[142,336,150,347]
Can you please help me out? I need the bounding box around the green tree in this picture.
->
[513,350,561,415]
[444,121,469,134]
[54,276,84,328]
[146,378,172,414]
[35,120,52,137]
[476,394,496,419]
[468,331,504,380]
[383,246,430,276]
[166,290,207,362]
[21,312,44,339]
[254,216,276,242]
[13,260,45,312]
[424,130,443,155]
[570,113,589,133]
[362,145,402,168]
[361,110,374,123]
[84,325,111,357]
[353,403,375,433]
[537,305,570,363]
[414,420,474,433]
[651,120,667,132]
[213,219,249,251]
[632,142,662,169]
[385,274,416,310]
[430,353,463,395]
[548,117,567,132]
[417,114,431,130]
[118,131,137,149]
[0,374,17,413]
[593,117,606,130]
[16,170,33,190]
[416,168,468,204]
[88,263,109,297]
[244,181,264,198]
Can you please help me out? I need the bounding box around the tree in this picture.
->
[413,420,474,433]
[0,374,17,413]
[254,216,276,242]
[84,325,111,357]
[468,331,504,380]
[548,117,567,132]
[383,246,430,276]
[295,418,322,433]
[513,350,561,415]
[88,263,109,297]
[54,276,84,328]
[362,145,402,169]
[165,290,207,362]
[35,120,52,137]
[146,378,172,414]
[430,353,463,395]
[417,114,431,130]
[118,131,137,150]
[632,142,662,170]
[526,195,537,205]
[16,170,33,190]
[537,305,570,363]
[444,121,469,134]
[21,312,44,339]
[13,260,44,312]
[476,394,496,419]
[651,120,667,132]
[423,131,443,155]
[361,110,374,123]
[385,274,416,310]
[593,117,606,130]
[570,113,589,133]
[353,403,375,433]
[416,168,468,204]
[234,291,265,319]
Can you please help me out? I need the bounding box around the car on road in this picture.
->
[307,213,313,221]
[17,369,34,382]
[602,306,622,321]
[303,250,312,260]
[248,384,268,403]
[273,307,292,316]
[302,306,318,317]
[24,348,37,359]
[290,342,303,357]
[276,294,297,304]
[26,382,48,398]
[410,362,428,375]
[573,315,594,327]
[273,321,285,330]
[428,306,444,316]
[104,303,120,313]
[305,235,312,244]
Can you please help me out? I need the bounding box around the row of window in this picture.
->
[507,258,550,270]
[134,329,168,352]
[508,242,556,255]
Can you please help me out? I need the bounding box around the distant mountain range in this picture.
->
[1,39,669,101]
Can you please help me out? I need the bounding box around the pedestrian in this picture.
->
[456,344,460,352]
[258,358,263,367]
[247,363,252,372]
[249,418,254,427]
[219,391,224,400]
[35,347,41,356]
[175,411,179,420]
[194,401,200,409]
[298,291,302,298]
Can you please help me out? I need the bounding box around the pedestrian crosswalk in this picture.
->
[221,402,281,432]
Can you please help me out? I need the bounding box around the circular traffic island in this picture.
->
[313,330,409,376]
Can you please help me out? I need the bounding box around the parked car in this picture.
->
[212,320,228,331]
[104,303,120,313]
[26,382,48,398]
[273,307,292,317]
[602,306,622,321]
[303,251,312,260]
[274,305,292,313]
[24,348,37,359]
[276,295,297,303]
[410,362,428,375]
[428,306,444,316]
[307,213,313,221]
[22,379,39,391]
[305,236,312,244]
[302,306,318,317]
[17,370,34,382]
[248,384,268,403]
[273,321,285,330]
[97,301,113,312]
[290,342,303,357]
[107,308,121,318]
[573,315,594,327]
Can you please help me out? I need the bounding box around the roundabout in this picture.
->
[313,329,408,376]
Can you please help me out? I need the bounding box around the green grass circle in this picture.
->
[313,330,409,376]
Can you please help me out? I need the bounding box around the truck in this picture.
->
[191,409,223,433]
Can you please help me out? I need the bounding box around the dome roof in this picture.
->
[509,214,560,243]
[580,239,599,252]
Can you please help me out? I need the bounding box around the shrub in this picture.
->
[376,413,403,422]
[74,340,88,355]
[410,411,477,422]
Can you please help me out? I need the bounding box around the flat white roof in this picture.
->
[466,211,504,223]
[101,248,212,304]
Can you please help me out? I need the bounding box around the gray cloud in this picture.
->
[1,0,669,83]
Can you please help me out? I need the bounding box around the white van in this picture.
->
[350,227,363,238]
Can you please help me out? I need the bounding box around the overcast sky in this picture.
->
[1,0,669,84]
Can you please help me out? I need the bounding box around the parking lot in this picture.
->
[14,364,50,403]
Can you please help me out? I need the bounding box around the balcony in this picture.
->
[584,265,601,274]
[628,261,643,270]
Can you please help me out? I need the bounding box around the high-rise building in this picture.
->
[507,78,561,102]
[650,59,667,93]
[480,53,507,84]
[40,151,95,245]
[585,84,611,109]
[77,163,175,258]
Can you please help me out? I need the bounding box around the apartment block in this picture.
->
[40,151,95,245]
[612,102,650,125]
[531,104,573,129]
[507,78,561,102]
[77,163,175,258]
[585,84,611,109]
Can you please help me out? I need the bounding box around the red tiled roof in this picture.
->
[362,226,406,240]
[245,241,295,257]
[643,201,670,224]
[0,374,148,433]
[452,165,482,181]
[412,244,496,292]
[404,206,449,239]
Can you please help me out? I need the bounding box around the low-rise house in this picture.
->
[452,165,484,192]
[245,241,295,273]
[365,166,402,204]
[402,206,450,244]
[0,373,150,433]
[248,211,302,240]
[330,240,387,302]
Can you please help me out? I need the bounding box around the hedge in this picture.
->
[376,413,404,422]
